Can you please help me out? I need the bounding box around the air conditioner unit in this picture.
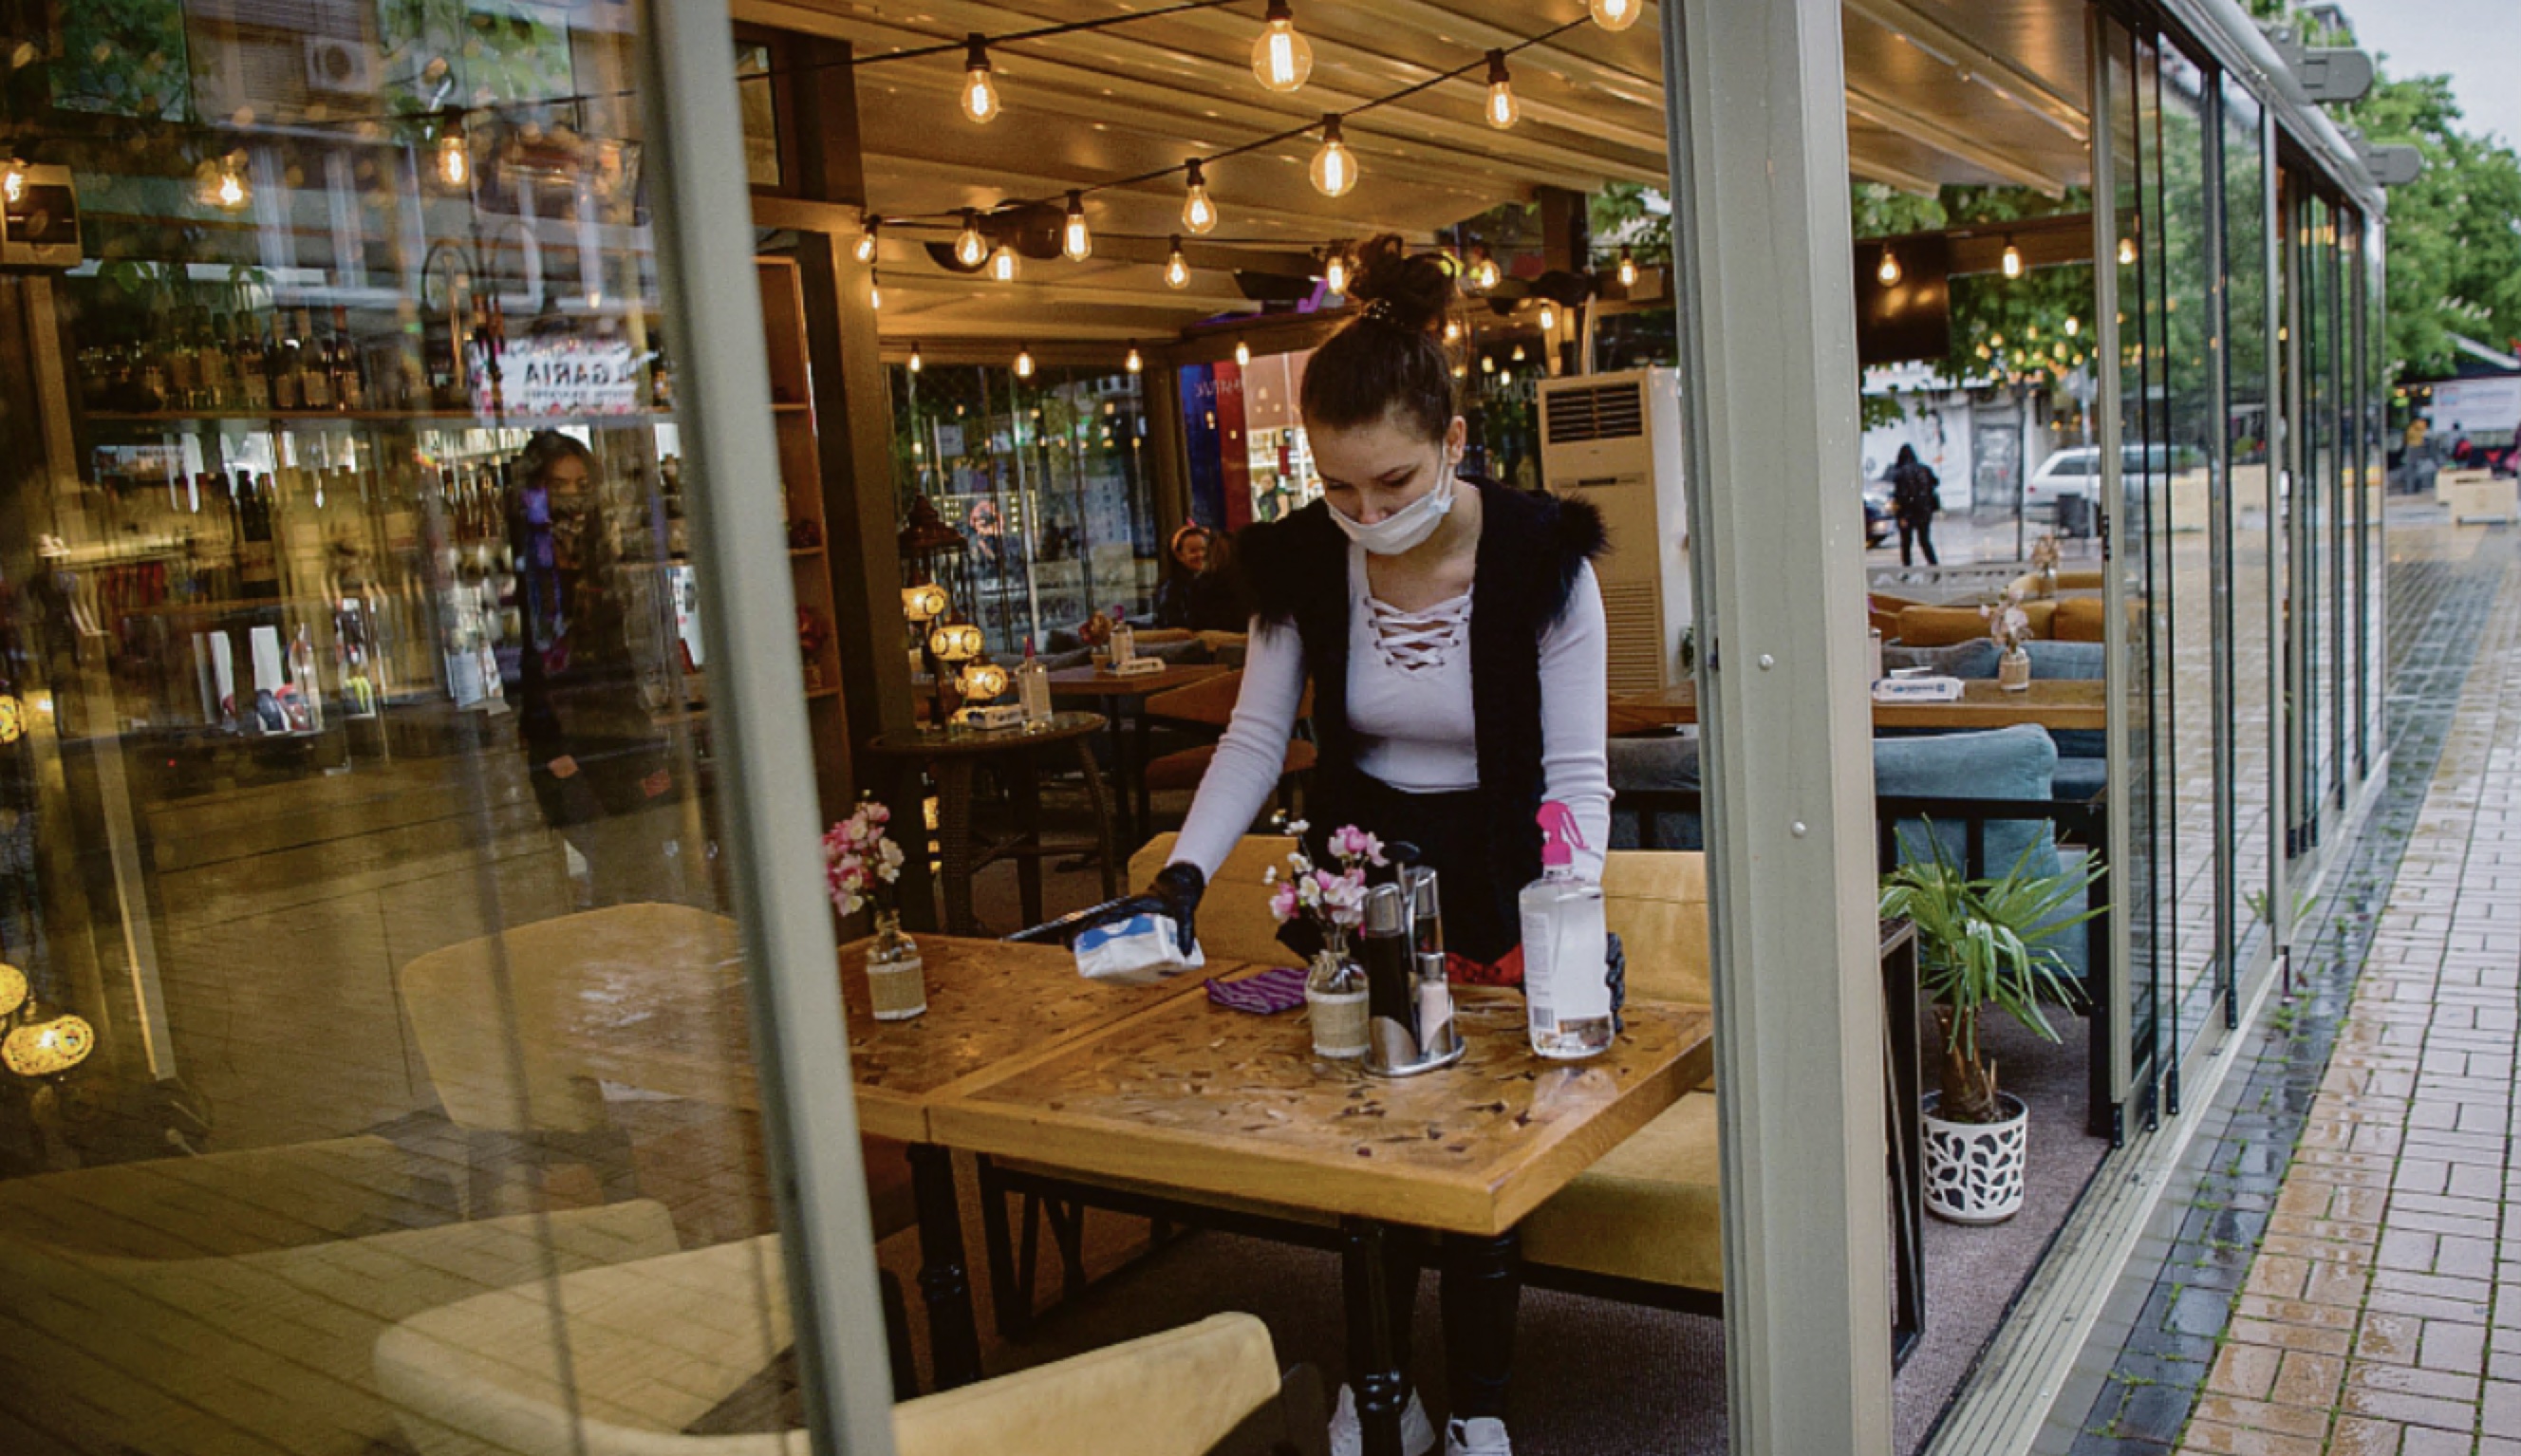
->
[1538,366,1689,695]
[303,36,375,96]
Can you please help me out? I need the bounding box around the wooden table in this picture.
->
[548,930,1225,1391]
[1047,663,1231,846]
[862,713,1117,936]
[932,987,1714,1455]
[1610,678,2107,734]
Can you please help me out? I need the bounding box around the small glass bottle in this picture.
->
[865,909,926,1020]
[1017,636,1053,724]
[1520,802,1614,1058]
[1108,607,1135,667]
[1305,947,1370,1059]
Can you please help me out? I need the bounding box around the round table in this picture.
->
[862,712,1118,936]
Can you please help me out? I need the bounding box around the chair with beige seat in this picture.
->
[375,1232,1312,1456]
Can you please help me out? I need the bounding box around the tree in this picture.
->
[2343,71,2521,377]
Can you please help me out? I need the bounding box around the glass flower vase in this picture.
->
[1998,645,2032,693]
[1304,946,1369,1060]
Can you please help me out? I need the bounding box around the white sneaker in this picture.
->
[1446,1417,1512,1456]
[1328,1383,1437,1456]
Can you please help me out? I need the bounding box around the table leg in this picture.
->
[934,757,979,936]
[1130,704,1156,849]
[1011,753,1045,930]
[1074,738,1119,900]
[1102,702,1135,848]
[907,1142,984,1390]
[1442,1229,1521,1425]
[1341,1218,1409,1456]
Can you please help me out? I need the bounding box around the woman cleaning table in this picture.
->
[1118,236,1614,1456]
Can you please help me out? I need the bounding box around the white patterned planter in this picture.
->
[1922,1092,2028,1224]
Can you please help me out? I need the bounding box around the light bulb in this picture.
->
[1512,343,1527,362]
[1876,246,1900,287]
[1251,0,1314,94]
[207,157,250,211]
[2064,315,2081,337]
[909,343,924,373]
[1590,0,1643,31]
[1062,191,1092,262]
[855,216,880,265]
[2118,235,2136,266]
[436,132,469,188]
[868,272,882,310]
[1324,252,1349,294]
[1538,303,1558,332]
[1015,345,1036,379]
[990,245,1020,283]
[953,211,986,268]
[1482,354,1496,374]
[961,36,999,123]
[1618,247,1639,289]
[1234,339,1251,366]
[1443,318,1461,343]
[1468,250,1500,290]
[1309,116,1355,198]
[2001,236,2023,279]
[1165,238,1191,289]
[1126,343,1144,374]
[1182,159,1218,234]
[1485,51,1519,130]
[1,160,23,205]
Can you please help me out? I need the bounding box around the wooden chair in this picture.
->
[1139,670,1316,825]
[375,1231,1311,1456]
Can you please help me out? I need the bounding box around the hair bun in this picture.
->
[1345,234,1454,335]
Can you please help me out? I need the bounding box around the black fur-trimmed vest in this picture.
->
[1235,476,1610,896]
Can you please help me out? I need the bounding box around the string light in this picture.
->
[436,131,469,188]
[1183,158,1219,234]
[1251,0,1315,94]
[961,36,999,123]
[1015,344,1036,378]
[203,153,250,211]
[1166,236,1191,289]
[1590,0,1643,33]
[1062,190,1092,262]
[909,342,924,373]
[1511,344,1526,362]
[868,271,883,310]
[1617,247,1639,289]
[1234,339,1252,366]
[1467,247,1501,291]
[1,159,23,205]
[1126,342,1144,373]
[990,244,1021,282]
[2001,234,2023,279]
[1310,115,1356,197]
[2118,235,2136,266]
[1876,245,1901,287]
[953,211,987,268]
[1444,318,1462,343]
[1323,249,1349,294]
[2064,315,2081,336]
[1485,50,1520,130]
[1538,302,1557,332]
[1482,354,1497,374]
[855,215,880,266]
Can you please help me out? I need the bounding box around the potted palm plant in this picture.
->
[1879,833,2103,1223]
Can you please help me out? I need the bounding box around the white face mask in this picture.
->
[1326,458,1459,556]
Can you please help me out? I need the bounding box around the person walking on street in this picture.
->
[1890,444,1941,567]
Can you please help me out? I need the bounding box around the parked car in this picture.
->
[1862,483,1893,547]
[2023,444,2199,518]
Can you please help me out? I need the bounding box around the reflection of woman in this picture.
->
[511,432,683,906]
[1152,523,1247,632]
[1120,237,1611,1456]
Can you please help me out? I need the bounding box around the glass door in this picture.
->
[2222,80,2282,1000]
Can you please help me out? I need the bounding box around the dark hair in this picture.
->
[1298,234,1459,442]
[518,430,596,490]
[1895,443,1917,466]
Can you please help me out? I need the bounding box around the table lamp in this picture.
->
[926,616,983,728]
[2,1003,94,1079]
[956,660,1024,730]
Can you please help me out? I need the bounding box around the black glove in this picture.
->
[1606,931,1628,1035]
[1068,861,1205,957]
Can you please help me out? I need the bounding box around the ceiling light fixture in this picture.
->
[1251,0,1315,94]
[1310,116,1355,197]
[961,36,999,123]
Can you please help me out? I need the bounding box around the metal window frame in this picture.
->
[637,3,899,1454]
[1664,3,1895,1451]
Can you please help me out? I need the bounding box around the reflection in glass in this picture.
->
[2222,80,2277,985]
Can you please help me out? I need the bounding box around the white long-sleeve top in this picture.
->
[1174,546,1612,882]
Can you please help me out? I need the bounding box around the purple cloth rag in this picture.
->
[1204,966,1309,1015]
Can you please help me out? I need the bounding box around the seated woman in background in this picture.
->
[1151,521,1248,632]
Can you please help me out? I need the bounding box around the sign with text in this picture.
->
[467,339,648,418]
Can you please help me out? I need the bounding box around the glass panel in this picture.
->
[892,359,1157,655]
[2221,81,2275,982]
[2300,190,2333,847]
[2325,211,2352,800]
[737,43,783,190]
[2364,218,2388,773]
[0,11,802,1455]
[2157,44,2219,1065]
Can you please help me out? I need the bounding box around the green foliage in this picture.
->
[2344,71,2521,376]
[1879,831,2104,1123]
[49,0,192,120]
[1852,184,2099,394]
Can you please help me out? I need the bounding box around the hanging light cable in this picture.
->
[1484,50,1520,130]
[1182,158,1219,234]
[961,35,1000,122]
[1617,246,1639,289]
[1589,0,1642,32]
[1251,0,1315,94]
[1876,245,1901,287]
[1062,191,1092,262]
[1165,236,1191,289]
[953,211,987,268]
[855,215,881,266]
[1310,115,1356,197]
[2001,234,2023,279]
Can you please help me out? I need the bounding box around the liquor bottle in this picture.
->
[1519,802,1613,1059]
[288,625,325,733]
[199,313,231,410]
[239,470,278,598]
[1017,637,1052,724]
[296,309,332,411]
[331,306,364,411]
[165,309,200,412]
[270,319,300,412]
[236,316,271,412]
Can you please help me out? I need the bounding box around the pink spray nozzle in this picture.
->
[1537,801,1585,868]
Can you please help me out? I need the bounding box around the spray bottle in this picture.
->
[1520,802,1613,1058]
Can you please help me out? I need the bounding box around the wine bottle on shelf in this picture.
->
[296,308,332,411]
[236,317,270,412]
[202,313,233,410]
[164,310,199,413]
[331,306,364,412]
[270,319,300,412]
[240,470,279,598]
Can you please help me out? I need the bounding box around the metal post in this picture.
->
[637,5,897,1454]
[1663,3,1895,1452]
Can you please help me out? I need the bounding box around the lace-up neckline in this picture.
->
[1364,589,1472,674]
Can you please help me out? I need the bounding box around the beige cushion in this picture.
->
[2054,596,2108,642]
[1893,606,1991,647]
[1519,1092,1724,1295]
[897,1313,1279,1456]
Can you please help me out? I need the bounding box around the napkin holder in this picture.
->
[1107,655,1167,679]
[1872,674,1965,703]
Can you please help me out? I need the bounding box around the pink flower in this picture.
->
[1269,882,1300,922]
[1329,825,1387,867]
